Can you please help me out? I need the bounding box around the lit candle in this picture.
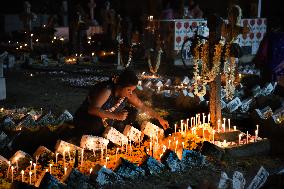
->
[29,171,32,184]
[182,142,184,149]
[81,149,84,167]
[21,170,24,182]
[29,161,32,172]
[89,168,93,174]
[33,163,36,181]
[228,119,231,131]
[105,157,109,168]
[11,166,14,182]
[116,148,119,161]
[64,167,67,175]
[55,153,59,164]
[191,117,193,127]
[168,140,171,149]
[239,134,242,145]
[202,113,205,125]
[175,140,178,153]
[15,157,19,171]
[246,131,249,144]
[186,118,189,131]
[175,124,177,134]
[217,120,220,132]
[222,124,225,132]
[223,118,226,128]
[45,169,48,172]
[49,164,52,174]
[138,80,142,86]
[208,113,210,123]
[234,126,236,131]
[255,130,258,141]
[7,161,10,178]
[157,86,161,92]
[101,148,104,162]
[150,141,152,155]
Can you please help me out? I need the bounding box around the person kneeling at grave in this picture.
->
[73,69,169,137]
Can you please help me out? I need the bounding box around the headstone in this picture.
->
[164,79,172,86]
[221,100,227,109]
[247,166,269,189]
[54,140,82,156]
[16,114,36,129]
[218,172,231,189]
[38,172,66,189]
[141,121,164,139]
[9,150,32,167]
[182,76,190,85]
[226,97,242,113]
[262,83,274,96]
[155,81,163,87]
[181,149,206,167]
[240,97,254,113]
[103,126,128,146]
[80,135,109,151]
[114,158,145,179]
[2,116,16,129]
[36,112,56,126]
[182,89,188,96]
[200,141,225,160]
[144,81,152,88]
[33,146,54,163]
[8,55,15,68]
[123,125,143,143]
[232,171,246,189]
[252,85,262,97]
[90,164,123,187]
[66,169,93,188]
[271,106,284,124]
[56,110,73,124]
[140,155,166,175]
[160,149,185,172]
[255,106,273,120]
[215,130,241,142]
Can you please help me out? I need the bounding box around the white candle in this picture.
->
[55,153,59,164]
[234,126,236,131]
[81,149,84,167]
[246,131,249,144]
[217,120,220,132]
[11,166,14,182]
[29,171,32,184]
[223,118,226,128]
[49,164,52,174]
[255,130,258,141]
[45,169,48,172]
[150,141,152,155]
[175,124,177,134]
[180,120,183,131]
[191,117,193,127]
[239,134,242,145]
[202,113,205,125]
[157,86,161,92]
[182,142,184,149]
[105,157,109,168]
[138,80,142,86]
[89,168,93,174]
[7,161,10,178]
[208,113,210,123]
[186,118,189,131]
[168,140,171,149]
[64,167,67,175]
[213,130,215,144]
[222,124,225,132]
[101,148,104,162]
[175,140,178,153]
[29,161,32,172]
[21,170,24,182]
[228,119,231,131]
[33,163,36,181]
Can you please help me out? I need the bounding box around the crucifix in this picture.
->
[208,5,249,128]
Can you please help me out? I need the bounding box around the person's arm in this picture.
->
[127,92,169,129]
[88,88,128,121]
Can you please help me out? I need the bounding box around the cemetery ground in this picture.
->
[1,60,284,188]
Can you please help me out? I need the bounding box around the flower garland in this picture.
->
[223,52,236,100]
[148,48,163,74]
[118,42,133,68]
[192,41,224,96]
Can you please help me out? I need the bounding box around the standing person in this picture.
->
[187,0,203,18]
[73,69,169,137]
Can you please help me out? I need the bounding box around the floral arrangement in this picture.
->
[148,48,163,74]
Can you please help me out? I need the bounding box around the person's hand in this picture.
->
[158,117,169,130]
[115,111,128,121]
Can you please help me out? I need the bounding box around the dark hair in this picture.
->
[115,69,138,87]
